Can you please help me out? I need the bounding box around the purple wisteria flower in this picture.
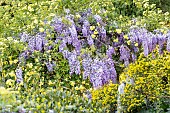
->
[82,20,90,37]
[82,54,93,79]
[106,46,116,59]
[87,36,94,46]
[104,58,117,83]
[20,32,30,42]
[66,51,81,75]
[28,37,36,52]
[52,17,64,33]
[119,45,131,67]
[99,26,106,39]
[59,40,67,52]
[35,34,43,51]
[157,33,166,54]
[167,31,170,52]
[16,68,23,83]
[46,61,56,72]
[82,54,117,88]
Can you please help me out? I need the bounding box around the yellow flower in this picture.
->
[27,63,33,68]
[36,104,41,110]
[135,43,138,46]
[91,34,96,38]
[90,26,95,31]
[123,35,128,40]
[28,6,34,12]
[9,71,16,77]
[13,59,18,64]
[82,81,86,84]
[75,86,79,90]
[34,19,38,24]
[115,29,122,34]
[57,102,61,108]
[79,85,85,91]
[114,38,118,42]
[39,28,45,32]
[127,40,131,45]
[6,79,14,86]
[136,21,140,25]
[94,30,98,35]
[0,87,9,95]
[76,14,81,18]
[70,81,75,86]
[41,110,46,113]
[48,80,53,85]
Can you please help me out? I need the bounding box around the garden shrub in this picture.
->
[91,82,118,112]
[91,50,170,113]
[119,50,170,112]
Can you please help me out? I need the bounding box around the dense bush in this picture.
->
[119,50,170,112]
[91,83,118,112]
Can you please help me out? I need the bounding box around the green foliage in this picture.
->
[15,87,106,113]
[0,37,24,86]
[149,0,170,12]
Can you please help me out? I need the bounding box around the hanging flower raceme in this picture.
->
[156,33,167,54]
[119,45,131,67]
[52,17,64,33]
[45,61,56,72]
[66,50,81,75]
[106,46,116,59]
[82,20,90,37]
[82,54,93,79]
[167,31,170,52]
[87,36,94,46]
[19,32,30,42]
[81,54,117,88]
[104,58,117,83]
[27,33,47,52]
[15,68,23,83]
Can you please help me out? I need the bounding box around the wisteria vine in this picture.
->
[16,9,170,88]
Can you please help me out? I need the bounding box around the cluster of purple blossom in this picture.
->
[82,54,117,88]
[50,12,118,88]
[128,26,170,55]
[15,9,170,88]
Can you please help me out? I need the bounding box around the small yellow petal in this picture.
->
[91,34,96,38]
[123,35,128,40]
[127,40,131,45]
[114,38,118,42]
[90,26,95,31]
[135,43,138,46]
[39,28,45,32]
[116,29,122,34]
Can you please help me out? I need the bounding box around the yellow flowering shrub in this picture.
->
[119,50,170,112]
[91,83,118,112]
